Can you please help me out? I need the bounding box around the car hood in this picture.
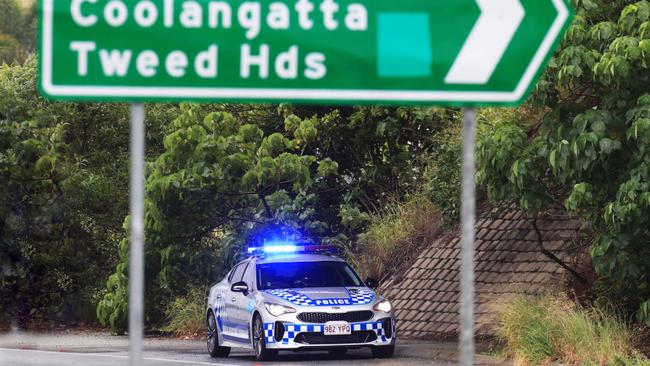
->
[261,286,375,307]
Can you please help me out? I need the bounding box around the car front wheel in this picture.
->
[252,314,278,361]
[207,311,230,358]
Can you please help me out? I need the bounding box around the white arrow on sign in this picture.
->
[445,0,525,85]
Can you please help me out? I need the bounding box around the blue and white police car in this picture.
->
[205,243,396,360]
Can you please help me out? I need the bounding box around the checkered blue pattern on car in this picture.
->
[213,297,225,331]
[263,289,314,306]
[264,323,275,344]
[272,321,390,345]
[282,324,324,344]
[347,287,375,305]
[352,321,387,342]
[263,287,374,306]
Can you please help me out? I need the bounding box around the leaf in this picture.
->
[637,300,650,326]
[549,150,557,170]
[598,138,614,154]
[375,121,387,137]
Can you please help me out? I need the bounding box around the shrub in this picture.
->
[163,288,206,338]
[354,194,441,280]
[0,33,24,64]
[496,295,649,366]
[425,124,461,224]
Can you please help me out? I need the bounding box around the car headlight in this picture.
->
[264,302,296,317]
[373,299,392,313]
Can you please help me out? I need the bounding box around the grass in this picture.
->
[495,295,650,366]
[353,193,441,280]
[162,288,206,338]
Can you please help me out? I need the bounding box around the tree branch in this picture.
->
[258,192,274,219]
[531,214,588,284]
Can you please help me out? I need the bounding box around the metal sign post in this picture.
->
[128,103,145,366]
[460,108,477,366]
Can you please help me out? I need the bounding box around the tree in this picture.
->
[96,103,459,333]
[97,104,336,333]
[476,0,650,323]
[0,59,166,328]
[0,0,35,64]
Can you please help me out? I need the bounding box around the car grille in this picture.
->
[297,311,374,323]
[293,330,377,345]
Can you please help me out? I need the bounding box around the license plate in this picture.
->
[323,322,351,335]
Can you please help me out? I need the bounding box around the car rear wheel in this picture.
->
[372,344,395,358]
[252,314,278,361]
[207,311,230,358]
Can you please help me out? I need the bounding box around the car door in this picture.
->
[237,262,257,340]
[229,262,256,342]
[223,263,246,340]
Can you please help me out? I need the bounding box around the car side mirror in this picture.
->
[231,281,249,295]
[365,277,379,289]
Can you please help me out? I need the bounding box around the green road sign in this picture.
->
[38,0,573,105]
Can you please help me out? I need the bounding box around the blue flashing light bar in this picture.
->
[247,243,338,255]
[247,241,298,254]
[259,244,298,254]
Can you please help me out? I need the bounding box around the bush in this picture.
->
[163,288,207,338]
[0,33,24,64]
[496,295,649,366]
[0,0,35,64]
[424,124,461,224]
[0,0,22,37]
[354,194,441,280]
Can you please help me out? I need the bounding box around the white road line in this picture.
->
[0,348,233,366]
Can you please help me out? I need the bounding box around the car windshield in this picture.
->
[256,261,364,289]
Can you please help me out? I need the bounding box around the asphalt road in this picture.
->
[0,347,455,366]
[0,331,510,366]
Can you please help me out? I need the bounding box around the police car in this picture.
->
[205,243,396,360]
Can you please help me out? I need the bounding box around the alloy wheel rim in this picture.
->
[253,319,262,355]
[207,315,216,351]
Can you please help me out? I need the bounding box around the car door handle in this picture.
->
[216,294,222,299]
[231,297,237,303]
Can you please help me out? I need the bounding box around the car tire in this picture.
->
[207,311,231,358]
[252,313,278,361]
[372,344,395,358]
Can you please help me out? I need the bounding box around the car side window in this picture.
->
[228,263,245,283]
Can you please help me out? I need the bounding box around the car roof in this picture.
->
[252,253,346,265]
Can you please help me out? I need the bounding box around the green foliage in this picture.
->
[0,0,22,37]
[496,295,649,366]
[97,105,339,332]
[424,123,462,223]
[97,103,459,333]
[0,0,35,64]
[423,108,518,223]
[478,1,650,324]
[163,288,206,337]
[353,194,440,280]
[0,59,159,328]
[0,34,23,64]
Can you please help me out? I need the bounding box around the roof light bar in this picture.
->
[260,244,299,253]
[247,244,338,255]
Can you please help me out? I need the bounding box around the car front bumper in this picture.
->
[262,317,396,350]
